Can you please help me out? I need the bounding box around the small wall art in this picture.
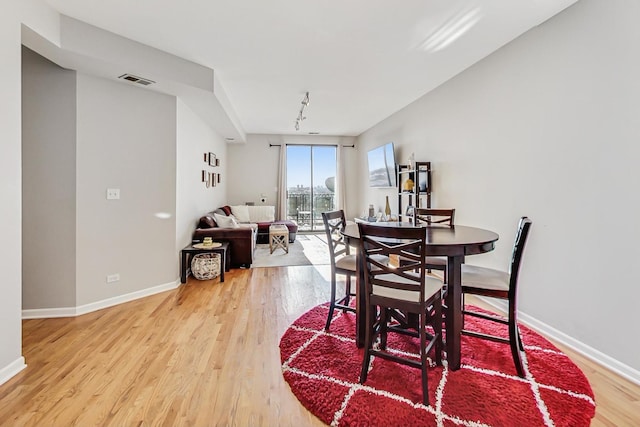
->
[207,152,220,167]
[201,154,221,188]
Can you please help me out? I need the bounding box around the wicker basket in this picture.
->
[190,253,221,280]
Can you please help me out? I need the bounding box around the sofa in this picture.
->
[192,205,298,268]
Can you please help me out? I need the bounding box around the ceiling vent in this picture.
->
[117,74,155,86]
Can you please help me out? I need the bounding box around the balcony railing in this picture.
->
[287,192,335,231]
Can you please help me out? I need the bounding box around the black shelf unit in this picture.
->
[396,161,432,223]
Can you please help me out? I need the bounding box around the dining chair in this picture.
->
[461,216,533,378]
[412,208,455,279]
[321,210,357,331]
[357,222,443,406]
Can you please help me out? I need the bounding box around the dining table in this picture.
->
[342,221,499,371]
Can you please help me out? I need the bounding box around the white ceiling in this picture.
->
[44,0,578,137]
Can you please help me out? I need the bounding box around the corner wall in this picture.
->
[75,74,177,306]
[1,0,60,386]
[22,46,77,309]
[176,98,228,250]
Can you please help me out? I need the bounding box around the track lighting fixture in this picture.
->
[294,92,310,131]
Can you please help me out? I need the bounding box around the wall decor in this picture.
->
[208,152,220,167]
[201,154,221,188]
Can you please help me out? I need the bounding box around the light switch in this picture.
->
[106,188,120,200]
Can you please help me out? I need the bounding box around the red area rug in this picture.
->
[280,303,595,427]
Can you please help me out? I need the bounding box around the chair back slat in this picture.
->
[413,208,455,226]
[358,223,427,301]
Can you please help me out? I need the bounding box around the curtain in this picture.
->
[277,145,287,220]
[335,144,347,212]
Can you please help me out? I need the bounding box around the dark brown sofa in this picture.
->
[193,209,257,268]
[193,205,299,268]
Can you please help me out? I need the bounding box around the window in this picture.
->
[286,145,337,231]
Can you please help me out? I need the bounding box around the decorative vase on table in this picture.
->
[384,196,391,218]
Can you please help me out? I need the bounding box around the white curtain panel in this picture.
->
[336,144,347,212]
[277,145,287,220]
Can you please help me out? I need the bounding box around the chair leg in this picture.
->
[461,293,468,329]
[517,329,524,351]
[433,299,442,366]
[343,275,351,312]
[379,308,388,350]
[509,302,525,378]
[325,275,337,331]
[359,304,375,384]
[419,312,429,406]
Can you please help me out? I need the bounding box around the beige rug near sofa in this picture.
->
[252,234,330,267]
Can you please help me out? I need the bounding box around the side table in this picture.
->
[269,224,289,254]
[181,241,229,283]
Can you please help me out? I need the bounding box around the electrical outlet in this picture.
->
[106,273,120,283]
[106,188,120,200]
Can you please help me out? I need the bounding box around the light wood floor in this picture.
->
[0,266,638,426]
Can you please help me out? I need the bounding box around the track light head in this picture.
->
[294,92,310,131]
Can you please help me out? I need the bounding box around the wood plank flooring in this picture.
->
[0,265,638,426]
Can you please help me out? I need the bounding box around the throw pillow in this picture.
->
[230,205,251,223]
[198,215,217,229]
[214,213,239,229]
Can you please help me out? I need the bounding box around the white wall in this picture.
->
[357,0,640,375]
[176,98,228,250]
[1,0,60,386]
[22,46,77,309]
[75,74,177,306]
[227,134,358,212]
[227,135,281,207]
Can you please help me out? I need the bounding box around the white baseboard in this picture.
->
[22,280,181,319]
[0,357,26,387]
[482,298,640,386]
[22,306,77,319]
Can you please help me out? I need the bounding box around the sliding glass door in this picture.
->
[286,145,337,231]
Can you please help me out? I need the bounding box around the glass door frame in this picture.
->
[286,144,337,232]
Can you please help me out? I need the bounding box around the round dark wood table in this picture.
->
[343,222,499,371]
